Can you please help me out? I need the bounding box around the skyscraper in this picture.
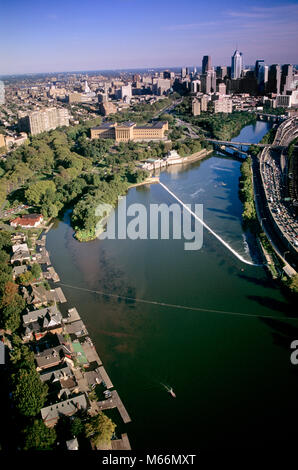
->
[202,56,211,75]
[281,64,293,95]
[201,70,216,94]
[216,66,228,79]
[255,60,265,78]
[231,50,243,79]
[268,64,281,94]
[257,64,268,94]
[0,81,5,105]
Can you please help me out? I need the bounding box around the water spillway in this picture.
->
[159,181,260,267]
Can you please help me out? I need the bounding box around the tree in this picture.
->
[0,231,11,252]
[0,281,25,331]
[10,342,35,370]
[18,270,32,285]
[1,304,22,332]
[23,419,56,450]
[31,263,41,280]
[70,416,84,437]
[25,180,56,206]
[286,274,298,294]
[11,368,48,416]
[85,412,116,447]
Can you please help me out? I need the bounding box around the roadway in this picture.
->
[252,154,297,269]
[153,97,183,119]
[252,116,298,270]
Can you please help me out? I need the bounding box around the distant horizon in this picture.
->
[0,0,297,75]
[1,62,298,79]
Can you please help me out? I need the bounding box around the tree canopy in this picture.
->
[11,368,48,416]
[23,419,56,450]
[85,412,116,447]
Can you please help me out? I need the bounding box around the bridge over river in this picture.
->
[206,139,271,148]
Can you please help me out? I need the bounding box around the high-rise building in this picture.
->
[198,94,210,112]
[213,97,233,114]
[163,70,171,79]
[191,80,201,94]
[98,92,108,103]
[231,50,243,79]
[257,64,268,94]
[217,82,226,95]
[255,60,265,78]
[201,70,216,94]
[281,64,293,95]
[267,64,281,95]
[0,81,5,105]
[276,94,292,108]
[216,66,228,80]
[240,71,258,94]
[192,99,201,116]
[121,84,132,100]
[202,56,211,75]
[19,107,70,135]
[181,68,187,78]
[153,78,171,95]
[133,73,141,83]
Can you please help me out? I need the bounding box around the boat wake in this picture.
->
[190,188,205,198]
[210,165,233,172]
[161,383,176,398]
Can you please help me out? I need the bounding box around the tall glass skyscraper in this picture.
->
[0,81,5,105]
[202,55,211,75]
[231,50,243,79]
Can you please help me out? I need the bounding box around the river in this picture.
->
[46,120,298,450]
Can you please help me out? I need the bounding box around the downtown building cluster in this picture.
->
[183,50,298,117]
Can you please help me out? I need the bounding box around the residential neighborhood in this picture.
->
[0,218,131,451]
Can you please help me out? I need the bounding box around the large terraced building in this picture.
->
[90,121,168,142]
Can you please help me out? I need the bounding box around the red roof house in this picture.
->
[10,214,44,228]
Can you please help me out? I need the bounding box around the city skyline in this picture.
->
[1,0,298,75]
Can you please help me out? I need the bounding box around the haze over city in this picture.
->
[1,0,298,74]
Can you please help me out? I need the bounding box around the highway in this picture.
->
[253,117,298,270]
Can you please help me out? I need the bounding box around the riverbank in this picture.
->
[74,149,213,242]
[182,148,213,164]
[128,176,160,188]
[40,227,132,449]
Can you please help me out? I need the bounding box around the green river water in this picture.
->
[46,121,298,450]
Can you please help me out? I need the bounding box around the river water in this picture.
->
[46,121,298,450]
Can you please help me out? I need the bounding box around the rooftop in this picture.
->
[41,394,88,423]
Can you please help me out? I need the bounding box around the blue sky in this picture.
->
[1,0,298,74]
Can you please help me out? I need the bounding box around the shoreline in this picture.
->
[74,148,214,242]
[41,227,132,449]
